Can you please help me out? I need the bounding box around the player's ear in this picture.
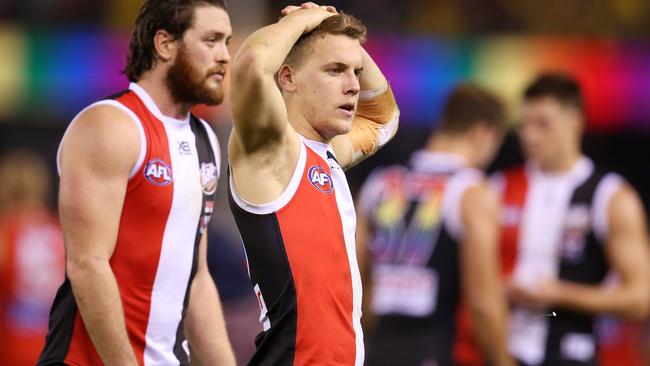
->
[153,29,178,63]
[277,64,297,93]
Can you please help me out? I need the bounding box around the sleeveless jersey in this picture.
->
[495,157,623,366]
[228,137,363,366]
[38,83,220,366]
[358,151,482,366]
[0,209,64,366]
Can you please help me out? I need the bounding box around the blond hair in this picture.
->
[284,12,367,67]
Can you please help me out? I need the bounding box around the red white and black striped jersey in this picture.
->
[39,83,220,366]
[493,158,623,366]
[228,137,364,366]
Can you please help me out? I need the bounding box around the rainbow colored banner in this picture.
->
[365,37,650,131]
[0,27,649,132]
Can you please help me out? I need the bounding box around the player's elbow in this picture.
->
[66,255,110,286]
[627,292,650,320]
[466,290,500,323]
[637,301,650,320]
[618,286,650,320]
[232,47,268,84]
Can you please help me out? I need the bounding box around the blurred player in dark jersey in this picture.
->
[358,84,513,366]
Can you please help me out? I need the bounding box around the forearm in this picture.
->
[67,259,137,366]
[332,83,399,168]
[359,48,387,92]
[553,280,649,319]
[185,270,235,366]
[235,10,329,76]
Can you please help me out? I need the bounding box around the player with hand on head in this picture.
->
[228,2,399,365]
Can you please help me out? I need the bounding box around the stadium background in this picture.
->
[0,0,648,364]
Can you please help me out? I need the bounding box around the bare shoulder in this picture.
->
[227,127,302,204]
[60,103,141,177]
[462,181,500,218]
[610,183,643,214]
[608,182,647,228]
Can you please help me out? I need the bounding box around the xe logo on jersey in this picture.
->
[308,165,334,193]
[144,159,173,186]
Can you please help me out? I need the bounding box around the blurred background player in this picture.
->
[228,3,398,365]
[495,72,650,366]
[37,1,235,365]
[0,150,64,366]
[357,84,513,366]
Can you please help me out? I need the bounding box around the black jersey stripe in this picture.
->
[170,116,218,364]
[36,278,78,365]
[227,171,298,366]
[543,169,607,366]
[104,89,131,101]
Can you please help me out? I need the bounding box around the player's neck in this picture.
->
[136,76,191,120]
[286,107,329,143]
[425,133,474,166]
[537,150,582,173]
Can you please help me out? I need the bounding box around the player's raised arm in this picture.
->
[331,47,399,169]
[230,6,336,151]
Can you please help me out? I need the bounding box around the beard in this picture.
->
[166,45,225,106]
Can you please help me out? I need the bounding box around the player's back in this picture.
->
[359,150,483,366]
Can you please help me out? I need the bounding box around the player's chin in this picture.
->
[320,119,352,140]
[333,116,353,133]
[202,86,225,106]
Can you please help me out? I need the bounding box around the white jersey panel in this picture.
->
[143,120,204,366]
[509,158,594,365]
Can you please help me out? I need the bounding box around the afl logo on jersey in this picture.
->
[308,165,334,193]
[200,162,218,195]
[144,159,173,186]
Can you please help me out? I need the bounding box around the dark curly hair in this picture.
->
[124,0,227,82]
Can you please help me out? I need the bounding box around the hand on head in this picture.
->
[281,2,338,17]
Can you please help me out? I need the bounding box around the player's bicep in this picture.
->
[606,186,650,289]
[59,106,140,261]
[460,185,502,302]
